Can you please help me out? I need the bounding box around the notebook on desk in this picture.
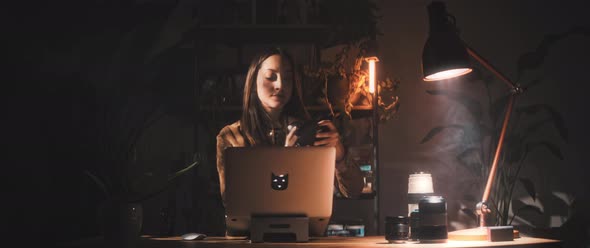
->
[223,146,336,238]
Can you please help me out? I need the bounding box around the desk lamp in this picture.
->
[421,1,523,241]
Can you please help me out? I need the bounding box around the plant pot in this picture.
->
[99,199,143,248]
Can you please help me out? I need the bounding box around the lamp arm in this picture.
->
[464,45,521,91]
[477,94,516,227]
[482,94,515,204]
[464,45,523,227]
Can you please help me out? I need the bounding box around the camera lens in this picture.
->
[385,216,409,243]
[418,196,447,243]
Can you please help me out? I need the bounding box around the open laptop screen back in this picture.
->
[224,146,336,237]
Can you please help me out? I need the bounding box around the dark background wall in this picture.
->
[10,0,590,247]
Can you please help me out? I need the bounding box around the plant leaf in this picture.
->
[516,32,561,79]
[522,118,553,139]
[504,135,525,163]
[419,125,463,144]
[129,159,200,203]
[426,90,483,121]
[517,104,568,142]
[516,204,544,215]
[516,51,546,80]
[516,26,590,79]
[510,204,544,225]
[525,141,564,160]
[552,191,574,206]
[521,78,543,91]
[84,171,110,198]
[167,159,199,182]
[519,177,537,201]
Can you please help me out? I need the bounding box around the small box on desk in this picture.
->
[487,226,514,242]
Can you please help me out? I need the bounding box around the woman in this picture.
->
[216,47,363,205]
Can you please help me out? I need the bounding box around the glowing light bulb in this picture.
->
[424,68,472,81]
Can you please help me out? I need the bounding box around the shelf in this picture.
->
[187,24,332,45]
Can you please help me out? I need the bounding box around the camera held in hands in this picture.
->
[289,114,332,147]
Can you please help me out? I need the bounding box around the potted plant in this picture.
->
[84,156,198,248]
[78,57,199,247]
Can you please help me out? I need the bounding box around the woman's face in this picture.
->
[256,54,293,114]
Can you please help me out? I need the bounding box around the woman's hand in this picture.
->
[314,120,340,147]
[314,120,345,161]
[284,125,299,147]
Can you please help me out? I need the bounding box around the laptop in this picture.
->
[223,146,336,239]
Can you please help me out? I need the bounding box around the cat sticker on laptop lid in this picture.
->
[271,173,288,190]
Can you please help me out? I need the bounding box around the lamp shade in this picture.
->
[421,1,472,81]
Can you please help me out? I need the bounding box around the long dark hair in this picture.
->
[241,47,309,145]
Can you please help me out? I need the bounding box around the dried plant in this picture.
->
[303,39,400,121]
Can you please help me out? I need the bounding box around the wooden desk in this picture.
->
[130,236,560,248]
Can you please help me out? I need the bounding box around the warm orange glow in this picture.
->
[448,227,488,241]
[424,68,473,81]
[369,60,375,93]
[448,227,520,241]
[365,57,379,94]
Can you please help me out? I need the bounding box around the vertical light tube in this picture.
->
[368,58,376,94]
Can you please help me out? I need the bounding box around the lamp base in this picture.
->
[448,226,519,241]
